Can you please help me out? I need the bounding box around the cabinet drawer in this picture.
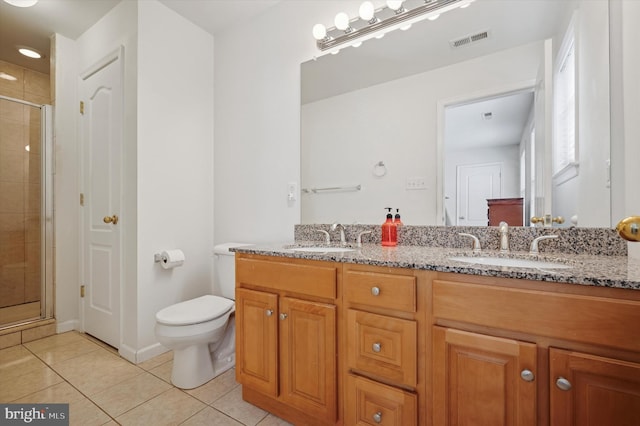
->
[346,374,417,426]
[347,309,417,387]
[344,270,416,312]
[236,256,337,299]
[433,279,640,353]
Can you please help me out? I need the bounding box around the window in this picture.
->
[553,16,577,177]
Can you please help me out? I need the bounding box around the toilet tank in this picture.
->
[213,243,252,300]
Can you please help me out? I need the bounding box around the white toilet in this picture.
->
[154,243,250,389]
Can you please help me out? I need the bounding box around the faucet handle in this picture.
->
[357,230,372,247]
[458,233,481,252]
[316,229,330,245]
[529,235,558,255]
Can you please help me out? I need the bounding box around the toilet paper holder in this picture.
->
[153,253,164,263]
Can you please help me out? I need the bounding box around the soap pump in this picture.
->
[394,208,403,227]
[382,207,398,247]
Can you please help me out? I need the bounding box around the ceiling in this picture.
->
[0,0,281,74]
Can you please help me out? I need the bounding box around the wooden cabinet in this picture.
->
[550,348,640,426]
[235,254,339,426]
[343,265,424,426]
[487,197,523,226]
[431,273,640,426]
[433,327,537,426]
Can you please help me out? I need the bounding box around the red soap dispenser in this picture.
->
[394,208,403,227]
[382,208,397,247]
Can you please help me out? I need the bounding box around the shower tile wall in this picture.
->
[0,60,50,311]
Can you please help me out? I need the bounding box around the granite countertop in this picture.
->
[232,243,640,291]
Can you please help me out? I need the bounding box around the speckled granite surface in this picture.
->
[294,224,627,256]
[232,243,640,290]
[234,224,638,290]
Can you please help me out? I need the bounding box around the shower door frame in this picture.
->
[0,95,54,325]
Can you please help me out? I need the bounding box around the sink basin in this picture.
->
[289,247,355,253]
[449,256,572,270]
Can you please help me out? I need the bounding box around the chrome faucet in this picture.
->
[357,230,372,247]
[529,235,558,255]
[499,221,509,253]
[331,222,347,245]
[316,229,330,245]
[458,233,481,253]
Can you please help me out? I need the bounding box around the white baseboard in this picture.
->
[119,342,168,364]
[56,320,79,334]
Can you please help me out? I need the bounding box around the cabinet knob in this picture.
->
[520,369,535,382]
[371,286,380,296]
[372,342,382,353]
[373,411,382,424]
[556,377,572,391]
[279,313,288,320]
[265,309,273,317]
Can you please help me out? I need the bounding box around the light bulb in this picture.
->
[359,1,375,21]
[312,24,327,40]
[352,41,363,48]
[334,12,350,31]
[460,1,471,8]
[3,0,38,7]
[375,33,385,39]
[400,24,412,31]
[428,13,440,21]
[386,0,404,11]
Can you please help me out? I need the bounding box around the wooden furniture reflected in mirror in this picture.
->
[487,198,524,226]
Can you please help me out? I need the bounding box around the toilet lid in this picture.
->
[156,295,234,326]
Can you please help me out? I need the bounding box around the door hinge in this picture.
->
[80,101,84,115]
[80,193,84,206]
[80,285,85,298]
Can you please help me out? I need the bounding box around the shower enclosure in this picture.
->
[0,95,53,328]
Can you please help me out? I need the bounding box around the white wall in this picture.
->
[52,34,79,332]
[61,0,214,361]
[214,1,366,243]
[300,43,538,226]
[620,0,640,259]
[136,0,214,354]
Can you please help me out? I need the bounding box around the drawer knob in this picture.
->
[556,377,572,391]
[371,286,380,296]
[372,342,382,353]
[520,369,535,382]
[265,309,273,317]
[279,313,288,320]
[373,411,382,423]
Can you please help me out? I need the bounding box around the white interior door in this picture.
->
[457,163,502,226]
[80,48,123,348]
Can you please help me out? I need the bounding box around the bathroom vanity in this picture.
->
[233,240,640,426]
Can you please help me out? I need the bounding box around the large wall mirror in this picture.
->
[301,0,611,228]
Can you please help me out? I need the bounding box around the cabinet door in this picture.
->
[235,288,278,397]
[433,327,537,426]
[280,297,337,422]
[550,348,640,426]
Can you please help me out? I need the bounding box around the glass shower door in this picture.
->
[0,96,53,328]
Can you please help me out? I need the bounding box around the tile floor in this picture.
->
[0,331,293,425]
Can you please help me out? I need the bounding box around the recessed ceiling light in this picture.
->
[0,72,18,81]
[18,47,42,59]
[3,0,38,7]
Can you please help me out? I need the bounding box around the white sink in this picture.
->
[449,256,572,270]
[289,247,355,253]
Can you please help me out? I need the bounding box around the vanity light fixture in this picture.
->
[313,0,475,53]
[3,0,38,7]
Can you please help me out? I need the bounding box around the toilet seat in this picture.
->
[156,295,234,326]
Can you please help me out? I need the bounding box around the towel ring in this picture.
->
[373,161,387,177]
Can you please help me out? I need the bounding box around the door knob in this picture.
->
[520,369,535,382]
[103,215,119,225]
[556,377,572,391]
[279,313,288,320]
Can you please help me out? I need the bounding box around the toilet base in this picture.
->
[171,344,216,389]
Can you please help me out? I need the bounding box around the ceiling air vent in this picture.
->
[450,30,490,49]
